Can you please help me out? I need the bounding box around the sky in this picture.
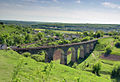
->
[0,0,120,24]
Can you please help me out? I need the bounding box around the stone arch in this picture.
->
[53,48,64,62]
[89,43,94,51]
[67,47,78,63]
[79,45,85,58]
[86,44,90,54]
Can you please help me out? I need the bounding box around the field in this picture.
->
[35,28,81,34]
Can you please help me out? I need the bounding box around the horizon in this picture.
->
[0,0,120,24]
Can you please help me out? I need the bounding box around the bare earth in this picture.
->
[100,54,120,61]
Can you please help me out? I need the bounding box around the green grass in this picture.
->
[0,50,111,82]
[111,47,120,55]
[75,37,120,82]
[97,37,120,55]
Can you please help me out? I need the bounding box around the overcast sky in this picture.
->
[0,0,120,24]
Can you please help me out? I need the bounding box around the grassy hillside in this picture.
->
[0,50,111,82]
[76,37,120,82]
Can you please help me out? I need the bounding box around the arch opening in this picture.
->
[53,48,65,64]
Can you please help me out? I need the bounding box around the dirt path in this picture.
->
[100,54,120,61]
[91,53,96,59]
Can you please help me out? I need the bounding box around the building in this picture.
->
[0,44,7,50]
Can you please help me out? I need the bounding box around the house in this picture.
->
[0,44,7,50]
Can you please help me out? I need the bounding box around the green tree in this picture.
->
[37,32,45,40]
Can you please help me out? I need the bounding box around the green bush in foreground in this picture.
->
[22,52,31,57]
[31,54,45,62]
[92,62,101,76]
[111,65,120,78]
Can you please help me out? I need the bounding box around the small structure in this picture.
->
[0,44,7,50]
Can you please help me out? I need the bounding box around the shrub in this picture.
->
[47,42,58,46]
[105,47,112,55]
[72,63,78,68]
[111,65,120,78]
[22,52,31,57]
[81,36,90,42]
[113,36,119,39]
[71,38,81,43]
[31,54,45,62]
[57,40,71,45]
[92,62,101,76]
[115,42,120,48]
[95,44,106,51]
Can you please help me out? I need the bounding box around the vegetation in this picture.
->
[105,47,112,55]
[111,64,120,78]
[92,62,101,76]
[0,50,111,82]
[1,22,120,82]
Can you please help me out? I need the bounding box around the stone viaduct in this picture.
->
[12,39,98,65]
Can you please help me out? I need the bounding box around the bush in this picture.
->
[95,44,106,51]
[72,63,78,68]
[105,47,112,55]
[22,52,31,57]
[31,54,45,62]
[57,40,71,45]
[92,62,101,76]
[113,36,119,39]
[115,42,120,48]
[81,36,90,42]
[71,38,81,43]
[111,65,120,78]
[47,42,58,46]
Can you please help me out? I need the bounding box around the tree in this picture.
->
[92,62,101,76]
[37,32,45,40]
[25,34,33,43]
[83,31,89,36]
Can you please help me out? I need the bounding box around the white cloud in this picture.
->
[53,0,58,2]
[102,2,120,9]
[76,0,80,3]
[22,0,38,2]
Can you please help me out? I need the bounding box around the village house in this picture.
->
[0,44,7,50]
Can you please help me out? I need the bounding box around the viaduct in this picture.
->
[12,39,98,65]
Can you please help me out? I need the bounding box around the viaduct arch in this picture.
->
[12,39,98,65]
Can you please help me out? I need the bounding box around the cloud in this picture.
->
[76,0,80,3]
[22,0,38,2]
[102,2,120,9]
[53,0,58,2]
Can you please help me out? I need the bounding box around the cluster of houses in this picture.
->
[0,44,7,50]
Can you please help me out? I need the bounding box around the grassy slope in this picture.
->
[0,50,110,82]
[76,37,120,82]
[98,37,120,56]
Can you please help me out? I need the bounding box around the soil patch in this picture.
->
[53,50,71,60]
[100,54,120,61]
